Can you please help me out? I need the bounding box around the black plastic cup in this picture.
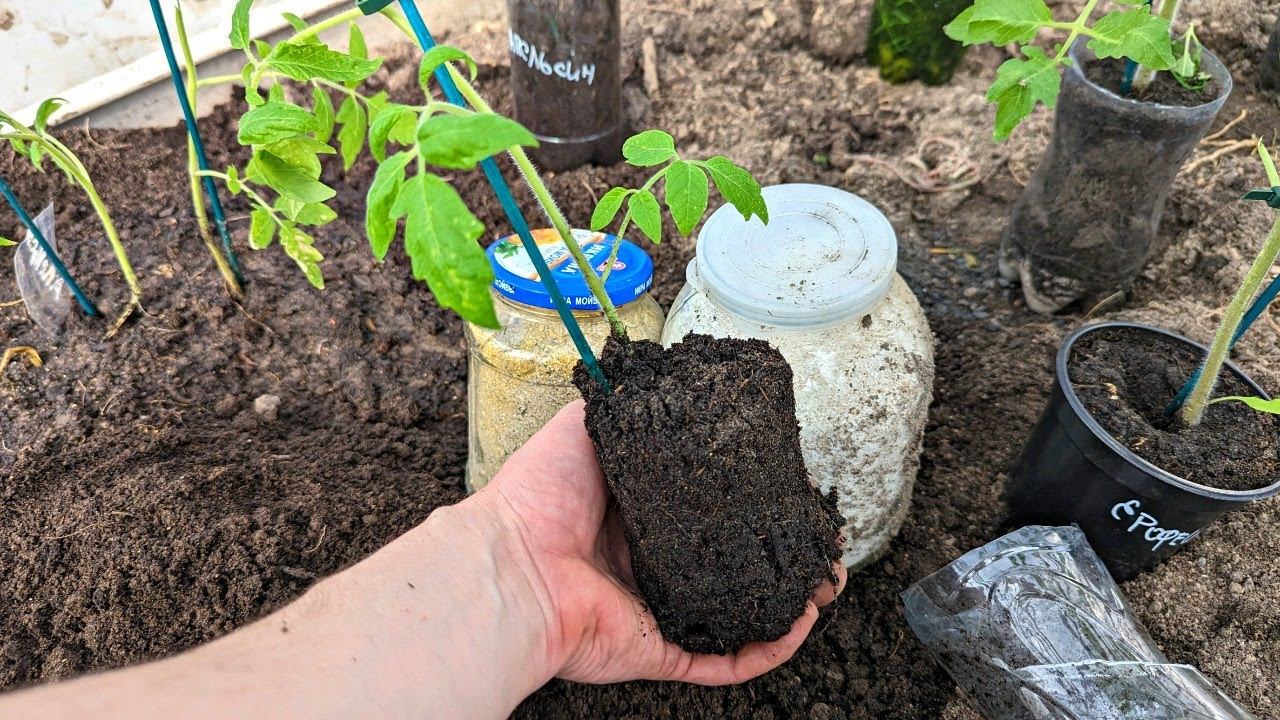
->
[1007,322,1280,581]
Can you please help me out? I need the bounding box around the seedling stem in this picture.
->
[1180,141,1280,426]
[1132,0,1183,93]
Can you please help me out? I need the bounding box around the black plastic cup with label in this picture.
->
[506,0,623,171]
[1006,322,1280,580]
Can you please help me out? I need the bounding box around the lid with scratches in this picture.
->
[693,184,897,327]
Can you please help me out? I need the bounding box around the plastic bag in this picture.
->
[14,204,71,335]
[902,525,1255,720]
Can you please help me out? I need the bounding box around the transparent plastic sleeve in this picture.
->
[902,525,1255,720]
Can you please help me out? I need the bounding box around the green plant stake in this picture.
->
[0,100,142,334]
[1180,141,1280,426]
[868,0,972,85]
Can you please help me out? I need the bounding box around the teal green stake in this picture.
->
[149,0,246,289]
[0,174,100,317]
[365,0,610,390]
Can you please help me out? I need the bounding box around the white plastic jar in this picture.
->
[663,184,935,570]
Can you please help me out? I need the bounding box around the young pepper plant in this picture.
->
[944,0,1181,140]
[590,130,768,282]
[1183,142,1280,425]
[0,99,142,332]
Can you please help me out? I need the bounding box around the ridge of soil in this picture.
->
[573,335,843,654]
[1083,57,1222,108]
[2,0,1279,717]
[1069,326,1279,492]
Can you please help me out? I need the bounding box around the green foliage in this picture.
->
[589,132,768,274]
[946,0,1184,140]
[1170,25,1211,91]
[0,236,15,247]
[1209,396,1280,415]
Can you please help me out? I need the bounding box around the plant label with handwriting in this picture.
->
[14,205,71,335]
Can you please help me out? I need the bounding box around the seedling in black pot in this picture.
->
[1007,143,1280,580]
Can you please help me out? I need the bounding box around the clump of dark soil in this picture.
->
[1069,326,1279,492]
[1083,57,1223,108]
[574,334,842,654]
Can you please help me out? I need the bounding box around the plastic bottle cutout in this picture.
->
[15,205,72,335]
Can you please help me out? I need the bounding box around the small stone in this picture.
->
[214,395,238,418]
[1229,581,1245,594]
[253,394,281,421]
[963,286,979,298]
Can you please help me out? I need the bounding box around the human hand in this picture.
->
[478,400,846,686]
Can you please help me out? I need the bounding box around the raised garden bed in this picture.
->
[2,0,1279,717]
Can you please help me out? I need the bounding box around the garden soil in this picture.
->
[1070,326,1280,492]
[2,0,1278,717]
[574,335,842,654]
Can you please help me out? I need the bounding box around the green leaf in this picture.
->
[312,86,336,145]
[943,6,979,43]
[1087,7,1174,70]
[295,202,337,226]
[336,95,367,171]
[622,130,677,167]
[986,46,1061,141]
[256,151,336,203]
[947,0,1051,46]
[266,43,382,84]
[0,236,16,247]
[417,114,537,170]
[267,82,285,102]
[349,22,368,60]
[238,101,320,145]
[34,97,66,133]
[590,187,630,231]
[366,151,414,260]
[230,0,253,50]
[226,165,243,194]
[281,12,311,36]
[249,207,275,249]
[242,64,264,107]
[365,90,390,121]
[1210,396,1280,415]
[628,190,662,243]
[392,173,497,327]
[280,225,325,288]
[419,46,479,93]
[704,156,769,223]
[265,134,334,178]
[664,160,709,236]
[369,104,418,162]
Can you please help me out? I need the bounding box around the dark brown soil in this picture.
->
[1069,326,1279,491]
[2,0,1279,718]
[1084,57,1222,107]
[573,335,842,654]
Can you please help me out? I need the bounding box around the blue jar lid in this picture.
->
[488,228,654,310]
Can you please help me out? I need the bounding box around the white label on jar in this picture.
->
[1109,499,1200,551]
[509,29,596,85]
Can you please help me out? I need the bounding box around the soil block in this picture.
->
[574,334,843,654]
[1069,326,1279,492]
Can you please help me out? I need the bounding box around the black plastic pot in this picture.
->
[1007,322,1280,581]
[506,0,623,171]
[1000,41,1232,313]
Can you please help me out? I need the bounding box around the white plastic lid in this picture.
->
[693,184,897,328]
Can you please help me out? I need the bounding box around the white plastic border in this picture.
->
[9,0,348,128]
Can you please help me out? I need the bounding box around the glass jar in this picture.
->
[663,184,935,571]
[465,229,664,491]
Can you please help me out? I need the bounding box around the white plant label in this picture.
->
[1110,499,1200,552]
[508,30,597,85]
[15,204,71,335]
